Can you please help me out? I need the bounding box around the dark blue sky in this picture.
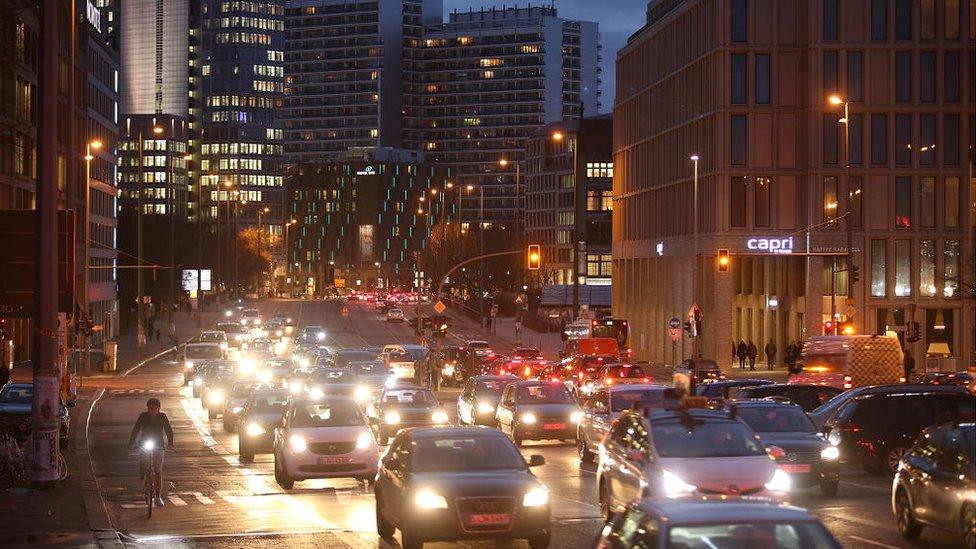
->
[442,1,648,112]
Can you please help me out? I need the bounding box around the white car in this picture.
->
[241,308,262,327]
[200,330,228,351]
[382,344,427,380]
[273,396,380,489]
[182,342,225,384]
[386,308,405,322]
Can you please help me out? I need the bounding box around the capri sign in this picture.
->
[746,236,795,254]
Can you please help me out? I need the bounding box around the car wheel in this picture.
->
[274,455,294,489]
[599,480,614,523]
[819,480,839,497]
[400,528,423,549]
[578,432,595,463]
[512,427,523,447]
[527,531,551,549]
[962,503,975,549]
[885,445,909,474]
[894,488,922,539]
[375,493,396,537]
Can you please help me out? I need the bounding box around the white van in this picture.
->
[790,335,904,389]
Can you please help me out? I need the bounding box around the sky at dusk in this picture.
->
[442,0,649,112]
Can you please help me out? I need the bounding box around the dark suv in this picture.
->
[824,390,974,474]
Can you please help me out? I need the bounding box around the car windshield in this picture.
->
[291,400,364,428]
[384,389,435,406]
[738,407,816,433]
[810,388,862,418]
[607,365,645,378]
[336,352,377,367]
[652,420,766,458]
[475,380,511,397]
[250,394,290,411]
[517,384,574,404]
[0,386,32,404]
[668,522,838,549]
[201,333,223,341]
[352,362,386,375]
[412,435,526,472]
[313,370,354,383]
[232,384,256,397]
[243,309,259,316]
[187,346,223,359]
[610,389,676,412]
[217,324,242,334]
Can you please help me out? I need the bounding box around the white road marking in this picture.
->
[840,479,891,493]
[847,535,902,549]
[167,494,188,506]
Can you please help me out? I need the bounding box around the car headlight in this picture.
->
[820,446,840,461]
[184,360,194,371]
[432,410,449,424]
[522,487,549,507]
[570,411,583,423]
[662,469,697,497]
[193,377,203,386]
[764,468,792,492]
[288,434,307,452]
[256,369,272,383]
[276,330,283,337]
[355,431,374,450]
[384,411,401,425]
[289,380,304,394]
[246,422,266,437]
[384,376,398,388]
[827,429,842,447]
[225,310,233,317]
[286,318,292,323]
[231,406,243,414]
[442,365,455,377]
[309,387,324,399]
[414,489,448,509]
[477,401,495,414]
[355,386,371,402]
[520,412,537,425]
[316,333,326,341]
[239,359,255,375]
[208,390,225,406]
[299,358,311,368]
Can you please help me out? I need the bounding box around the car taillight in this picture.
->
[604,377,613,385]
[766,445,787,460]
[642,377,650,383]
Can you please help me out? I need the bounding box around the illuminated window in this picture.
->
[482,70,495,79]
[586,190,612,211]
[521,44,540,53]
[458,37,472,45]
[585,162,613,178]
[369,129,378,138]
[462,118,481,126]
[425,85,439,93]
[480,58,502,67]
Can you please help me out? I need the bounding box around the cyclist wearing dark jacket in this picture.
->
[128,398,173,505]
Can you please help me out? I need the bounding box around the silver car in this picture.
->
[576,384,679,462]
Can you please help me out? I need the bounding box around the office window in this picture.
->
[754,177,770,227]
[945,0,960,39]
[895,0,912,40]
[920,52,936,103]
[731,0,747,42]
[944,114,960,165]
[755,54,770,104]
[871,113,887,165]
[849,176,863,227]
[945,176,960,227]
[586,190,612,211]
[847,51,863,102]
[849,113,863,165]
[871,0,887,40]
[823,114,839,165]
[822,52,838,95]
[895,177,912,228]
[920,0,936,39]
[823,0,839,39]
[919,114,936,165]
[731,176,747,227]
[823,176,838,225]
[895,52,912,103]
[919,176,935,227]
[871,239,887,297]
[944,240,960,298]
[920,240,936,297]
[731,54,747,104]
[731,116,747,165]
[944,52,960,103]
[895,114,912,166]
[894,240,911,297]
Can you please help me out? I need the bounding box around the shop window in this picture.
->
[894,240,911,297]
[871,239,887,297]
[919,176,935,228]
[895,177,912,228]
[944,240,960,298]
[924,309,954,357]
[920,240,936,297]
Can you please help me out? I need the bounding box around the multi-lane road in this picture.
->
[83,299,963,548]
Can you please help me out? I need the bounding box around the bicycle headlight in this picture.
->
[522,487,549,507]
[141,440,155,451]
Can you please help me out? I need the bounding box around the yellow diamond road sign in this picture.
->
[433,301,446,314]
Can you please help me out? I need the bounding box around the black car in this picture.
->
[369,386,449,444]
[693,379,773,399]
[495,381,581,446]
[203,373,238,418]
[737,383,843,412]
[216,322,245,348]
[892,422,975,546]
[807,384,968,429]
[457,375,519,426]
[0,383,71,444]
[824,390,974,474]
[374,427,550,549]
[237,389,291,463]
[735,400,841,496]
[675,358,726,389]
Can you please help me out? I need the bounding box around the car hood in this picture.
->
[754,431,827,452]
[410,470,539,499]
[516,403,579,417]
[658,455,776,493]
[244,411,285,425]
[290,425,370,443]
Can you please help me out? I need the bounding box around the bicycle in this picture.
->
[139,440,161,517]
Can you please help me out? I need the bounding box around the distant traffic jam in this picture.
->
[164,292,976,548]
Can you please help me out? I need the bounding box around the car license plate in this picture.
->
[780,464,811,473]
[465,513,511,526]
[318,456,349,465]
[543,423,566,430]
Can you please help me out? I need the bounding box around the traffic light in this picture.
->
[430,314,449,336]
[717,249,731,272]
[849,265,860,286]
[838,321,855,335]
[527,244,541,270]
[823,320,836,335]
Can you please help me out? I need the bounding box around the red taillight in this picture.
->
[604,377,613,385]
[551,377,560,383]
[642,377,650,383]
[766,445,787,460]
[524,367,531,377]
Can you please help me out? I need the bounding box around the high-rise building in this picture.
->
[408,5,601,226]
[199,0,285,234]
[613,0,974,369]
[281,0,442,165]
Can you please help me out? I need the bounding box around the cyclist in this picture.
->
[128,397,174,506]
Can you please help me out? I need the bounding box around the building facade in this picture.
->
[524,115,613,310]
[286,148,451,295]
[408,5,601,226]
[614,0,975,370]
[281,0,441,165]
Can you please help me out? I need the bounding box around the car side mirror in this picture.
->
[527,454,546,467]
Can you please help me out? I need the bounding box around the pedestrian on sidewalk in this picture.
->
[785,342,797,372]
[764,340,777,370]
[736,340,747,369]
[746,340,757,370]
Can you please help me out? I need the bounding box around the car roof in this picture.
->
[385,385,431,392]
[472,375,519,381]
[854,383,966,394]
[409,425,508,439]
[293,394,357,405]
[512,380,567,387]
[707,379,773,386]
[400,344,426,350]
[733,399,805,410]
[251,389,289,397]
[645,408,736,421]
[606,383,670,393]
[637,500,820,524]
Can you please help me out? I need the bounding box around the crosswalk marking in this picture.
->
[110,389,166,396]
[167,494,188,506]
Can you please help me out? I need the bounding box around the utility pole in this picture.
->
[33,0,61,486]
[690,154,700,359]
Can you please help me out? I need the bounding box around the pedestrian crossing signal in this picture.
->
[527,244,541,270]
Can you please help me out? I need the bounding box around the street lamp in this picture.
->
[689,154,700,358]
[827,94,855,306]
[82,138,102,370]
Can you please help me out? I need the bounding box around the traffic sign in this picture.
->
[668,317,681,329]
[433,300,446,314]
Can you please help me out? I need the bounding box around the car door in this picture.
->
[584,391,611,448]
[921,428,971,530]
[602,418,632,506]
[618,416,650,504]
[378,435,412,525]
[903,428,944,523]
[496,386,516,433]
